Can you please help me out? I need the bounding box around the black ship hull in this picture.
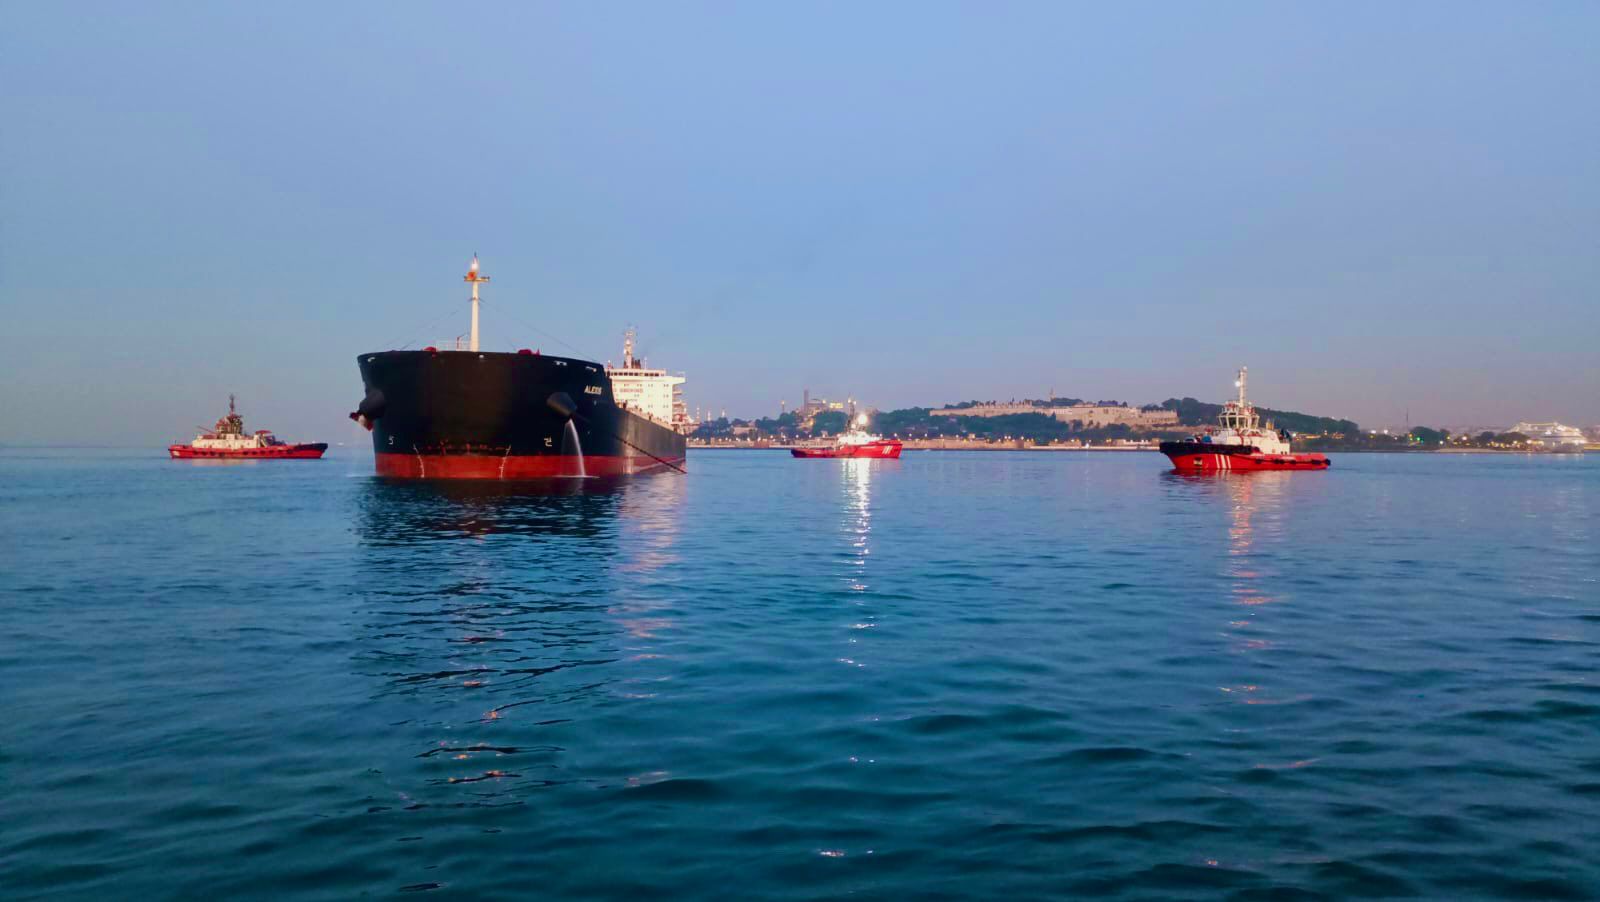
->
[352,350,686,479]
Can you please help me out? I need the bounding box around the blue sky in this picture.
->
[3,2,1597,443]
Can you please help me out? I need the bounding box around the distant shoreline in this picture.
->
[689,443,1153,452]
[1433,447,1593,455]
[688,443,1589,455]
[691,444,1148,453]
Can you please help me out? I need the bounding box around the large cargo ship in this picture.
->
[351,257,688,479]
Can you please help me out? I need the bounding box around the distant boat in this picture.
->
[1158,368,1328,472]
[169,395,327,460]
[791,413,903,459]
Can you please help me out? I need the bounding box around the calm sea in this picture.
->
[2,448,1597,899]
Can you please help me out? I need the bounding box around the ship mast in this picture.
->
[1236,366,1248,406]
[464,254,490,352]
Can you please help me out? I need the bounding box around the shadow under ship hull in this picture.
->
[353,350,686,479]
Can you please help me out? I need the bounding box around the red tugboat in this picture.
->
[169,395,327,460]
[1158,368,1329,472]
[791,413,903,459]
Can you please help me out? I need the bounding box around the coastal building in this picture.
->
[793,389,854,429]
[1051,404,1178,429]
[1508,422,1586,450]
[933,401,1179,430]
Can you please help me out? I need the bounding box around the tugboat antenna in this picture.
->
[464,254,490,352]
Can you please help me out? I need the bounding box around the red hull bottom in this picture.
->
[169,444,327,460]
[373,452,684,479]
[791,442,903,459]
[1164,451,1329,472]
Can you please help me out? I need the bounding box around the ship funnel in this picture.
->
[546,392,577,420]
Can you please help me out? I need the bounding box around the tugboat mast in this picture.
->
[464,254,490,352]
[1236,366,1248,406]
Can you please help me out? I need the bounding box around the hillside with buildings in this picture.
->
[693,390,1357,446]
[1156,397,1358,436]
[929,400,1181,430]
[689,389,1593,452]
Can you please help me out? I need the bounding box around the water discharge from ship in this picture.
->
[347,419,371,479]
[545,390,688,475]
[561,419,587,478]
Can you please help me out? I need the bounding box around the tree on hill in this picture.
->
[1409,427,1449,445]
[1076,423,1134,442]
[1158,397,1357,435]
[874,407,938,436]
[953,413,1073,442]
[1161,397,1221,426]
[869,407,1076,442]
[750,412,799,438]
[1496,432,1530,445]
[811,410,848,435]
[691,418,733,440]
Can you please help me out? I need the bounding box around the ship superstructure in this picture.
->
[607,328,695,434]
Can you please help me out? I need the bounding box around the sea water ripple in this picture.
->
[2,449,1597,899]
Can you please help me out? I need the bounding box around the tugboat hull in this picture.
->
[169,444,327,460]
[790,441,903,459]
[1159,442,1328,471]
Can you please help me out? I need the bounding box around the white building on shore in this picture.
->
[1508,422,1586,449]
